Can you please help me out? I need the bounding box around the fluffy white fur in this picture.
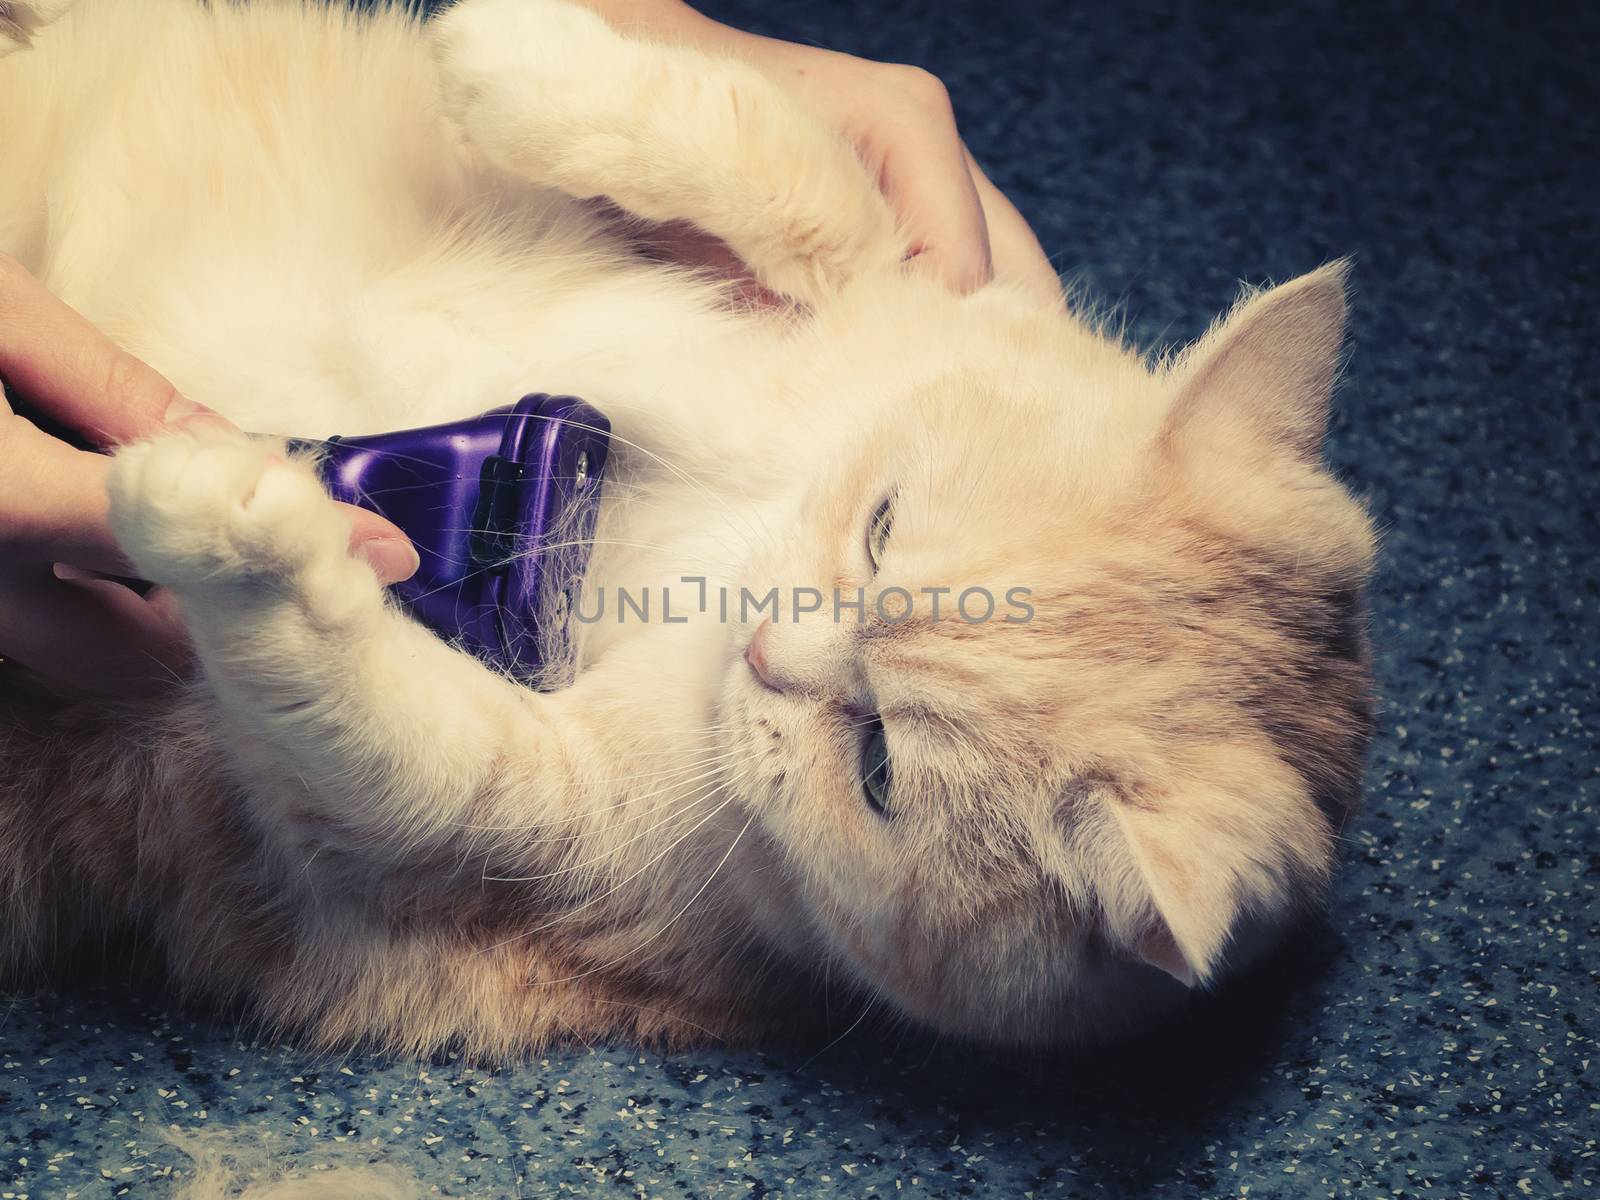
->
[1,0,1376,1069]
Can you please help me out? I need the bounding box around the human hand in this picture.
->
[580,0,1064,304]
[0,255,419,697]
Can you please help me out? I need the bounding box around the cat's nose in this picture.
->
[744,620,783,692]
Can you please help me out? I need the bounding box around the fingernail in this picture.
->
[162,395,206,423]
[359,537,421,585]
[163,395,246,440]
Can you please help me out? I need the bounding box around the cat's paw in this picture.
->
[430,0,609,127]
[0,0,74,55]
[431,0,903,306]
[108,432,359,605]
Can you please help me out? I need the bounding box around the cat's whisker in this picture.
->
[476,759,734,852]
[588,996,724,1044]
[795,994,878,1074]
[395,531,748,614]
[284,438,451,472]
[446,735,745,834]
[526,413,771,549]
[525,808,757,989]
[479,789,740,950]
[480,781,726,882]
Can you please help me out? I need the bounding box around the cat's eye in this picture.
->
[865,493,896,573]
[859,715,892,817]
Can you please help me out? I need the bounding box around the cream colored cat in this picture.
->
[0,0,1376,1053]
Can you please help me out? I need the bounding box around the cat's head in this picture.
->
[722,264,1376,1044]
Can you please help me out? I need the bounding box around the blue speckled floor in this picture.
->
[4,0,1596,1196]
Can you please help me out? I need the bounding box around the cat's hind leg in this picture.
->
[430,0,905,306]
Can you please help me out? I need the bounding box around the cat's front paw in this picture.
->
[108,432,357,603]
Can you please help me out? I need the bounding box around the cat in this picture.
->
[0,0,1376,1055]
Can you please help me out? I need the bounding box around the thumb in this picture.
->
[340,504,420,585]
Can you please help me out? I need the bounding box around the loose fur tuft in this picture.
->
[161,1127,419,1200]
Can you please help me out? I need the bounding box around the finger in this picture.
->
[872,78,993,293]
[0,413,138,574]
[963,149,1064,306]
[349,530,421,586]
[245,447,416,579]
[321,496,417,584]
[0,254,182,446]
[0,569,191,696]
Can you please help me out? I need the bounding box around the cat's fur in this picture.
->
[0,0,1376,1053]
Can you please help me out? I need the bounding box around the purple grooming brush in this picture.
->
[287,393,610,684]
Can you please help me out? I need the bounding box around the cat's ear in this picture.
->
[1084,770,1330,989]
[1099,794,1245,987]
[1163,261,1350,462]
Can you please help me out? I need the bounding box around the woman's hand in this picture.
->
[579,0,1064,304]
[0,255,419,697]
[722,39,1063,303]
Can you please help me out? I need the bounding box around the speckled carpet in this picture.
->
[3,0,1595,1196]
